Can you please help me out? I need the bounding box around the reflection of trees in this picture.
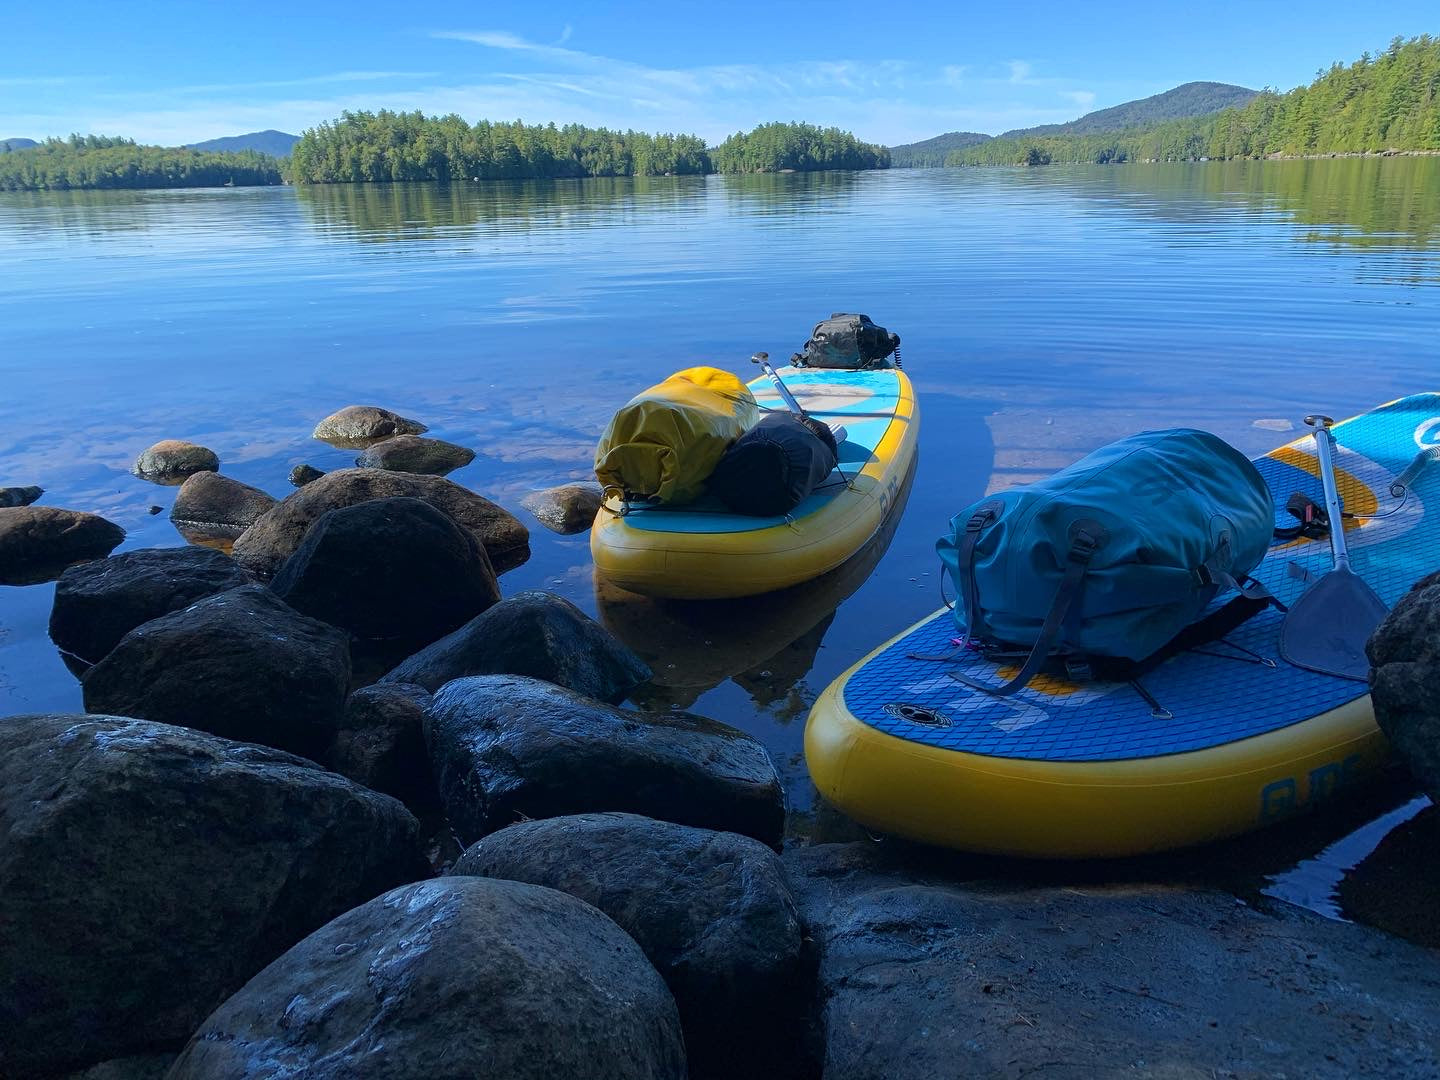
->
[716,170,864,216]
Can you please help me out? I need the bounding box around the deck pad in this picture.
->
[843,394,1440,763]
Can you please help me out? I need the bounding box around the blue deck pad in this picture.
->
[844,394,1440,762]
[620,368,902,535]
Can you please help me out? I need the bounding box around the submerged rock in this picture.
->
[355,434,476,475]
[1369,569,1440,801]
[271,497,500,656]
[428,674,785,848]
[521,481,605,534]
[0,714,422,1077]
[49,546,253,668]
[167,877,686,1080]
[287,463,325,487]
[82,585,350,758]
[328,682,435,808]
[131,439,219,482]
[0,506,125,585]
[0,485,42,508]
[453,813,804,1076]
[230,468,529,577]
[311,404,427,447]
[169,471,278,542]
[384,590,650,702]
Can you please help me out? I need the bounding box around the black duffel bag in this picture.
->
[792,313,900,369]
[707,413,839,516]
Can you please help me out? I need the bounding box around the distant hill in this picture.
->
[186,130,299,157]
[999,82,1259,139]
[2,138,38,151]
[888,131,992,168]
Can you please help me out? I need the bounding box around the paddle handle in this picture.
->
[1305,414,1351,571]
[751,352,807,417]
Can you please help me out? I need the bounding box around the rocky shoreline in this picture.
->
[1,405,1438,1078]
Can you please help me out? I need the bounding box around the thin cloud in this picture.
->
[1062,90,1097,109]
[1008,60,1033,84]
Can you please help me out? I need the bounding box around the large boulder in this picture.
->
[0,714,423,1078]
[428,675,785,848]
[169,471,277,543]
[311,404,427,447]
[230,468,529,577]
[271,497,500,655]
[521,481,604,534]
[167,877,687,1080]
[0,506,125,585]
[355,434,475,475]
[328,682,435,808]
[1369,570,1440,801]
[453,813,804,1076]
[0,485,42,508]
[383,590,650,701]
[131,440,218,482]
[82,585,350,758]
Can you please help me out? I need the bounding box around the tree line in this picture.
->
[710,122,890,172]
[948,35,1440,166]
[0,135,283,191]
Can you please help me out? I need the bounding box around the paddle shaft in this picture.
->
[1306,415,1351,571]
[751,352,807,417]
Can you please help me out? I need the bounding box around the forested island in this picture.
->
[0,136,283,191]
[948,35,1440,166]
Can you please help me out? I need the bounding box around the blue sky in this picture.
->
[2,1,1434,145]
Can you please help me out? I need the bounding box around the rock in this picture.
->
[131,439,219,482]
[49,546,253,667]
[0,714,423,1077]
[231,468,529,577]
[167,877,686,1080]
[0,507,125,585]
[355,434,476,475]
[287,463,324,487]
[1337,801,1440,949]
[147,505,162,515]
[521,481,604,534]
[169,471,277,542]
[384,590,650,701]
[311,404,427,447]
[0,485,42,508]
[328,682,435,808]
[788,842,1440,1080]
[81,585,350,758]
[59,1054,174,1080]
[453,813,804,1075]
[271,497,499,657]
[428,675,785,848]
[1369,570,1440,801]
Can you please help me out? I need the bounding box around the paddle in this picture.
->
[750,351,847,444]
[1278,414,1388,681]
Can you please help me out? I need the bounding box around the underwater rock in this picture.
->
[0,506,125,585]
[520,481,605,534]
[0,714,422,1077]
[0,485,42,508]
[327,682,435,809]
[428,674,785,848]
[169,471,277,542]
[355,434,476,476]
[81,585,350,758]
[1369,569,1440,802]
[311,404,427,447]
[131,440,219,482]
[287,464,325,487]
[166,877,686,1080]
[384,590,649,702]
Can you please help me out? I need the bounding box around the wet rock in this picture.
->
[169,471,278,543]
[355,434,476,475]
[428,674,785,848]
[49,546,253,667]
[131,439,219,482]
[521,481,604,534]
[0,506,125,585]
[167,877,686,1080]
[788,842,1440,1080]
[231,468,529,577]
[1369,569,1440,801]
[311,404,427,447]
[328,682,435,808]
[287,463,324,487]
[453,813,804,1076]
[146,505,162,515]
[1337,801,1440,949]
[82,585,350,758]
[384,590,650,702]
[0,485,42,508]
[0,714,423,1077]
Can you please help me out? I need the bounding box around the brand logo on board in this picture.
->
[1416,417,1440,449]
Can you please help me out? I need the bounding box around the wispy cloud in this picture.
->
[1062,90,1097,109]
[0,76,88,88]
[170,71,441,96]
[1007,60,1033,84]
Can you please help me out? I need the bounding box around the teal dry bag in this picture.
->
[936,429,1275,694]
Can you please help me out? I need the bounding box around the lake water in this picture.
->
[2,160,1438,938]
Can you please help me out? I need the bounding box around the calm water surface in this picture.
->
[3,161,1438,936]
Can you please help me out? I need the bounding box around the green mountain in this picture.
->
[888,131,991,168]
[2,138,38,151]
[186,130,299,157]
[999,81,1259,139]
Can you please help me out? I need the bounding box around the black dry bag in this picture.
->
[707,413,840,516]
[793,313,900,369]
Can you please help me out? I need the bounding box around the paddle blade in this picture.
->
[1278,567,1388,682]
